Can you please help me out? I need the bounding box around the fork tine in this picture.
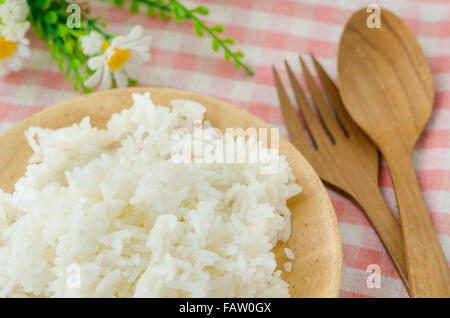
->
[311,54,358,136]
[284,60,329,148]
[299,56,345,142]
[272,66,314,154]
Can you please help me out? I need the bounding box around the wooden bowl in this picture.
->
[0,87,342,297]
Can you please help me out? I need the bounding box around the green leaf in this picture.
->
[172,6,186,22]
[71,58,82,70]
[63,41,74,54]
[212,25,224,33]
[44,11,58,24]
[55,24,67,38]
[147,6,156,17]
[86,66,95,76]
[58,58,65,72]
[159,9,169,20]
[35,0,51,10]
[235,51,244,58]
[224,51,230,61]
[82,86,93,94]
[130,0,140,13]
[211,39,219,52]
[128,78,138,86]
[193,20,204,37]
[75,73,84,84]
[193,6,209,15]
[74,49,85,61]
[34,21,45,39]
[46,40,54,51]
[223,38,235,45]
[234,59,241,69]
[65,67,72,81]
[46,35,54,48]
[49,1,60,11]
[51,45,60,60]
[113,0,125,6]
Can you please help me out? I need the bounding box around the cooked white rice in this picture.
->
[284,248,295,260]
[0,92,301,297]
[283,262,292,273]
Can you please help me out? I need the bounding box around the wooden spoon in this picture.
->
[338,8,449,297]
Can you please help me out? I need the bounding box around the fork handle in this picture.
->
[384,149,450,298]
[353,180,409,292]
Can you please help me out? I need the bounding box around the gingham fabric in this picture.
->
[0,0,449,298]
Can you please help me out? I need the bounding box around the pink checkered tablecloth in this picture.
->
[0,0,449,298]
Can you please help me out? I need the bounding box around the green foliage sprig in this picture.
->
[111,0,254,75]
[24,0,253,94]
[28,0,113,92]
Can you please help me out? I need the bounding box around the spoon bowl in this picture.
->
[338,8,433,150]
[338,8,449,297]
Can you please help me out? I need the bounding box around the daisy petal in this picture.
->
[87,56,104,70]
[99,67,112,90]
[126,26,143,41]
[9,57,22,71]
[114,70,128,88]
[123,61,140,79]
[17,44,30,58]
[19,38,29,45]
[0,64,9,77]
[110,36,125,50]
[84,67,103,88]
[126,37,152,51]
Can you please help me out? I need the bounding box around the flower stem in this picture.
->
[85,18,114,40]
[45,22,89,93]
[174,1,254,76]
[132,0,254,75]
[137,0,172,12]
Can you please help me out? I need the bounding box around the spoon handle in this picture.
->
[385,150,450,298]
[354,182,409,293]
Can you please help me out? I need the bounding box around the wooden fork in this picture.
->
[272,55,410,293]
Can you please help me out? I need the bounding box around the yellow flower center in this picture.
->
[0,36,17,59]
[101,40,110,52]
[102,40,131,71]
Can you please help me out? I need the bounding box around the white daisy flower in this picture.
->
[0,37,30,77]
[0,0,30,24]
[84,26,151,90]
[0,20,30,42]
[0,0,30,77]
[80,31,104,56]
